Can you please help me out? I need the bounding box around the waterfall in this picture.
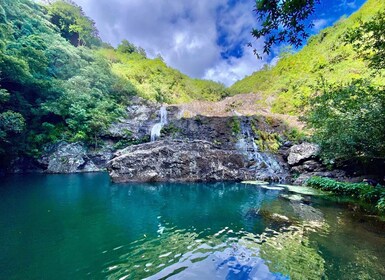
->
[151,106,168,142]
[235,117,286,181]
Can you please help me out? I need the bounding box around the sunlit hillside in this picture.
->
[230,0,385,115]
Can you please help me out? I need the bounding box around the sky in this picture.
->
[72,0,366,86]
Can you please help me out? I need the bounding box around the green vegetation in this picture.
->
[113,137,150,150]
[305,7,385,168]
[234,0,385,172]
[282,127,307,143]
[229,116,241,135]
[161,123,181,137]
[0,0,226,166]
[345,10,385,70]
[305,79,385,164]
[252,0,320,56]
[47,0,101,47]
[307,177,385,212]
[231,0,385,115]
[98,47,228,104]
[255,131,281,153]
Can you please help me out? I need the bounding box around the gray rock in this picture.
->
[107,140,254,183]
[291,160,324,173]
[293,170,346,185]
[39,142,101,173]
[107,97,161,140]
[288,142,320,165]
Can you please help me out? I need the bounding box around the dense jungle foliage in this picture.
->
[0,0,227,163]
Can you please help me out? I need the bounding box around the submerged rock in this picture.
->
[278,184,327,196]
[258,209,293,228]
[280,194,305,202]
[107,140,254,183]
[241,180,270,185]
[290,202,325,228]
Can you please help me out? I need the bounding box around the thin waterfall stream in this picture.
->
[235,117,287,181]
[150,106,168,141]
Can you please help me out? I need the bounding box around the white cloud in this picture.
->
[72,0,262,86]
[204,44,266,87]
[204,50,264,86]
[312,18,328,31]
[340,0,357,9]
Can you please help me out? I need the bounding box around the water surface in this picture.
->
[1,173,384,279]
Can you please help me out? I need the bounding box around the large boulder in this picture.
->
[287,142,320,166]
[39,142,101,173]
[107,140,254,183]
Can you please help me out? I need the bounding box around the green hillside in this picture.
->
[0,0,226,160]
[97,48,227,104]
[230,0,385,115]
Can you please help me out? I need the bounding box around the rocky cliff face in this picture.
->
[107,96,163,141]
[9,95,333,185]
[107,140,254,183]
[38,142,113,173]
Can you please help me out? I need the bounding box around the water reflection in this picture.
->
[1,174,385,279]
[104,226,293,280]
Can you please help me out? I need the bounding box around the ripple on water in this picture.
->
[102,226,296,280]
[2,176,385,279]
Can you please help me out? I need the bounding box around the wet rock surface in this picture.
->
[107,140,254,183]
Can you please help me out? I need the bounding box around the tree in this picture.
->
[306,79,385,165]
[47,0,100,47]
[251,0,320,57]
[305,8,385,171]
[0,110,26,154]
[345,10,385,70]
[117,40,137,54]
[116,40,147,57]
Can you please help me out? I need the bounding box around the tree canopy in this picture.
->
[306,79,385,165]
[252,0,320,57]
[345,10,385,70]
[47,0,100,47]
[305,5,385,169]
[0,0,227,166]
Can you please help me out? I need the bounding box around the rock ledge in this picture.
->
[107,140,253,183]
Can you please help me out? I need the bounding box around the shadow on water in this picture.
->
[0,173,385,279]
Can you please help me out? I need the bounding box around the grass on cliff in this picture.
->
[97,48,228,104]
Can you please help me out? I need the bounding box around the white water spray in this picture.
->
[150,106,168,142]
[235,118,286,181]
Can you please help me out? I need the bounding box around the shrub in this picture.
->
[307,176,385,212]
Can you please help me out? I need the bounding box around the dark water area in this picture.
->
[0,173,384,279]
